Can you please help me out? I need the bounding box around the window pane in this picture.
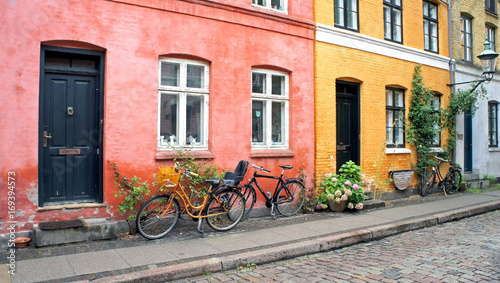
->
[186,95,202,145]
[395,91,403,107]
[160,93,178,145]
[253,0,266,6]
[393,9,401,41]
[334,0,344,26]
[346,0,358,30]
[272,75,285,95]
[252,73,266,94]
[161,62,180,87]
[429,4,437,19]
[272,102,284,144]
[384,6,391,39]
[386,110,393,144]
[423,2,428,17]
[252,100,265,144]
[186,64,204,88]
[271,0,283,10]
[386,89,393,106]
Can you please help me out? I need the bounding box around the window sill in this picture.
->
[155,150,215,160]
[385,148,411,154]
[489,147,500,152]
[250,149,295,158]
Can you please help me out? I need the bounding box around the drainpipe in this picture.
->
[439,0,454,87]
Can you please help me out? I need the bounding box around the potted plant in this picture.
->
[316,161,367,211]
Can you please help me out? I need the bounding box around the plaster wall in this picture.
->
[0,0,314,234]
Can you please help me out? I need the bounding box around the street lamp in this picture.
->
[447,40,499,92]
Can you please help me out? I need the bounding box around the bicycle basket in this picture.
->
[158,166,180,190]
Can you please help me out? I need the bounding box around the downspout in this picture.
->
[440,0,454,87]
[440,0,457,162]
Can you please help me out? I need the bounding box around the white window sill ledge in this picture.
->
[489,147,500,152]
[386,148,411,154]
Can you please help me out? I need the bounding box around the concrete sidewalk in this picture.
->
[6,190,500,283]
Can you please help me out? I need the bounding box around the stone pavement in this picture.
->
[4,190,500,283]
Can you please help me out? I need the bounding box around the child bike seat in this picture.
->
[223,160,249,186]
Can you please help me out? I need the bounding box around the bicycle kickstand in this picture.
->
[197,218,205,238]
[270,203,277,220]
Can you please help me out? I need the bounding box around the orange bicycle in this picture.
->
[136,165,245,239]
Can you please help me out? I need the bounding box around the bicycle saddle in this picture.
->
[280,165,293,170]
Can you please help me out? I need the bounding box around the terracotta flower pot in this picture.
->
[14,237,30,248]
[328,200,347,212]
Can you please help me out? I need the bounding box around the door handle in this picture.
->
[43,131,53,147]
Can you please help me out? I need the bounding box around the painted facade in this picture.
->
[451,0,500,178]
[0,0,314,235]
[314,0,452,192]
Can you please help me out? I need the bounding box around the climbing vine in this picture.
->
[406,65,488,181]
[442,84,487,156]
[405,65,441,179]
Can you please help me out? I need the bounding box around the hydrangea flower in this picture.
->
[347,202,354,209]
[353,184,359,190]
[345,180,351,186]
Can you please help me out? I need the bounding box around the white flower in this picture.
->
[327,194,335,201]
[348,202,354,209]
[335,190,342,197]
[335,197,341,203]
[345,189,352,197]
[355,203,364,210]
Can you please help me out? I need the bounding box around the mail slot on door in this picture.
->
[59,148,81,155]
[337,145,347,151]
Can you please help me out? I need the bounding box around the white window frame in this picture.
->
[252,0,288,14]
[158,58,209,150]
[251,69,289,149]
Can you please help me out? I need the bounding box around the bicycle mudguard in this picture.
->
[285,177,304,183]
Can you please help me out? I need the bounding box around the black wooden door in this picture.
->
[464,111,473,172]
[336,82,360,172]
[41,73,99,203]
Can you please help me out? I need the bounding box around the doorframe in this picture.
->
[335,80,361,170]
[38,45,105,207]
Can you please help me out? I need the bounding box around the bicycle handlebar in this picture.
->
[173,163,199,178]
[434,155,451,163]
[251,164,271,173]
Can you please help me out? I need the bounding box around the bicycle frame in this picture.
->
[244,166,292,217]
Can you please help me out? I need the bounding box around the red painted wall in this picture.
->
[0,0,314,234]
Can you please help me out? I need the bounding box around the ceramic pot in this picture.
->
[328,200,347,212]
[14,237,30,248]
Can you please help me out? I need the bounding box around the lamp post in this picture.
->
[447,40,499,92]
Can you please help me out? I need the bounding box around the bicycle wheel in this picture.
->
[276,180,306,216]
[136,194,180,240]
[420,171,436,197]
[205,189,245,231]
[238,185,256,220]
[445,169,462,195]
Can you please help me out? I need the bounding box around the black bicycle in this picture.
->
[235,163,306,220]
[420,156,463,197]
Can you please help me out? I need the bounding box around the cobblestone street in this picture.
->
[174,210,500,282]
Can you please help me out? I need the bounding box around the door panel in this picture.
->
[464,111,473,172]
[42,74,98,203]
[336,82,360,172]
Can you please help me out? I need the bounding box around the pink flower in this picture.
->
[353,184,359,190]
[345,180,351,186]
[332,177,337,182]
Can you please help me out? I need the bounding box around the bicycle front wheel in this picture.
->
[205,189,245,231]
[238,185,256,220]
[276,180,306,216]
[420,171,436,197]
[445,169,462,195]
[136,194,180,240]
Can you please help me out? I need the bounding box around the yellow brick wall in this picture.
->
[314,0,451,193]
